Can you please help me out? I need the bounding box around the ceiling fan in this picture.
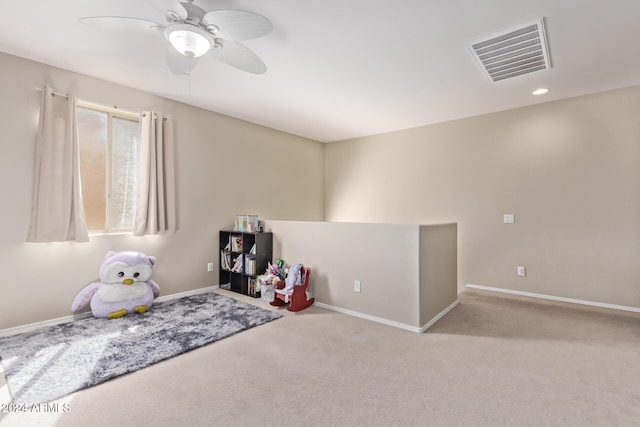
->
[80,0,273,75]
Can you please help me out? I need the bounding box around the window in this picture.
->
[77,101,140,233]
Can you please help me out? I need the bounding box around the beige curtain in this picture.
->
[26,86,89,242]
[134,111,176,236]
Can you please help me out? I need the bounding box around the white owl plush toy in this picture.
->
[72,251,160,319]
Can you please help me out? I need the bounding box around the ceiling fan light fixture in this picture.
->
[165,24,212,57]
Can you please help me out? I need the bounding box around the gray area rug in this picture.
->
[0,292,281,405]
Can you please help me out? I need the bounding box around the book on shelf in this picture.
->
[244,256,256,275]
[230,236,243,252]
[248,278,257,297]
[230,254,243,273]
[220,250,231,271]
[249,243,256,254]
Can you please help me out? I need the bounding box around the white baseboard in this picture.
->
[313,302,422,333]
[420,300,460,333]
[466,284,640,314]
[314,300,459,334]
[0,312,95,338]
[0,286,218,337]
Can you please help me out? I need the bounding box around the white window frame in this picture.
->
[77,100,140,234]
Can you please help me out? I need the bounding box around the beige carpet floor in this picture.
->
[1,287,639,427]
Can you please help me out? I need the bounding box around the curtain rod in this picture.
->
[34,86,69,99]
[34,87,140,116]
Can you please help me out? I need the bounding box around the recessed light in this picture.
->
[532,88,549,95]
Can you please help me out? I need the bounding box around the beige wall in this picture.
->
[325,86,640,309]
[0,52,324,329]
[3,49,639,330]
[265,220,457,329]
[266,220,421,327]
[419,223,457,326]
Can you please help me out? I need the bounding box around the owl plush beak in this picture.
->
[122,278,134,285]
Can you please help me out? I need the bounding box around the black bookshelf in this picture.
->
[219,230,272,298]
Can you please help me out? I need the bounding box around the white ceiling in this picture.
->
[1,0,640,142]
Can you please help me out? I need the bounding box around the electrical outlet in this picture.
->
[354,280,361,293]
[207,262,214,272]
[504,214,515,224]
[517,266,526,276]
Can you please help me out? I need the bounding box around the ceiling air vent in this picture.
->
[469,18,551,82]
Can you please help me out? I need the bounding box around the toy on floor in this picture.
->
[270,263,314,312]
[258,262,286,302]
[71,251,160,319]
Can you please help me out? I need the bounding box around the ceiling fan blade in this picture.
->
[143,0,188,21]
[210,39,267,74]
[202,10,273,41]
[79,16,164,33]
[166,46,200,75]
